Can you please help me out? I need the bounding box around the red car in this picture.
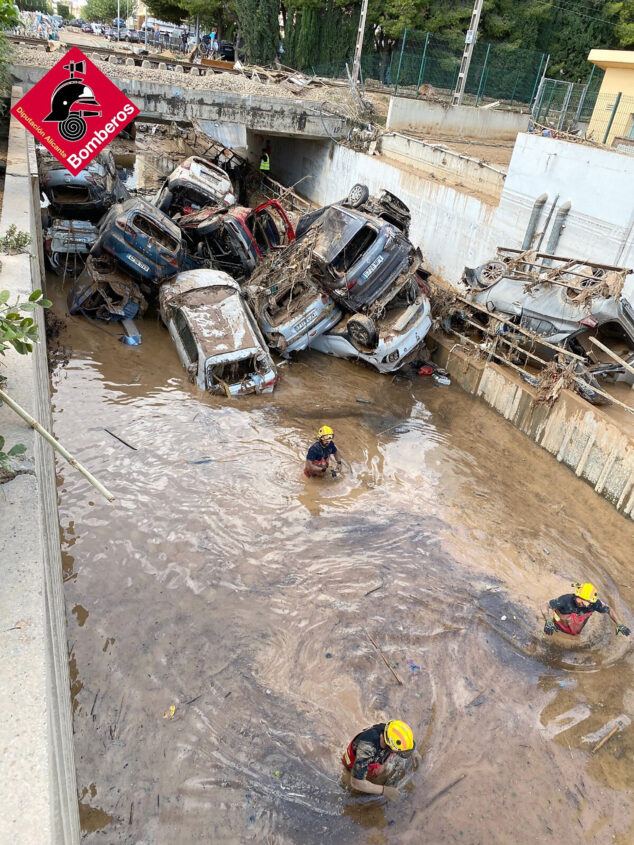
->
[179,199,295,281]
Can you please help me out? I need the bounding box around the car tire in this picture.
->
[475,260,506,288]
[347,314,378,348]
[346,183,370,208]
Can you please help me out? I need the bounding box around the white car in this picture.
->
[154,156,235,219]
[308,271,433,373]
[159,270,278,396]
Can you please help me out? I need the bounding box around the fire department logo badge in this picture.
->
[11,47,139,176]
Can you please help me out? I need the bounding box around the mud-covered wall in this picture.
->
[386,96,530,139]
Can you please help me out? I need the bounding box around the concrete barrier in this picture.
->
[0,90,80,844]
[386,96,530,140]
[379,132,506,196]
[432,334,634,519]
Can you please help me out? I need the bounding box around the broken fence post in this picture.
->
[0,388,115,503]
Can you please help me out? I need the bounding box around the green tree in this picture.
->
[79,0,120,22]
[56,2,71,19]
[234,0,280,64]
[16,0,53,11]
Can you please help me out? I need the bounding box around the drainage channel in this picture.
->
[41,135,634,843]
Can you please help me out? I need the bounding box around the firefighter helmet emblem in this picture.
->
[43,60,102,141]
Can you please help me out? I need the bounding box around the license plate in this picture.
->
[295,310,316,332]
[127,254,149,272]
[361,254,384,280]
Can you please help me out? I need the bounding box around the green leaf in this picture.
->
[0,436,5,451]
[5,312,20,320]
[40,300,52,309]
[19,303,36,312]
[20,317,34,328]
[12,339,27,354]
[8,444,27,456]
[28,289,42,302]
[0,290,9,305]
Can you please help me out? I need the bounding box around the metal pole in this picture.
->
[557,80,573,131]
[351,0,369,86]
[415,32,430,98]
[475,43,490,106]
[540,82,556,125]
[117,0,120,40]
[452,0,484,105]
[531,53,550,113]
[394,28,407,96]
[574,65,596,126]
[602,91,622,145]
[509,71,520,107]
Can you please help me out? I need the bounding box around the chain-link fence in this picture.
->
[310,29,547,109]
[586,92,634,147]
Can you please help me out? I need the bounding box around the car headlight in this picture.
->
[386,350,400,363]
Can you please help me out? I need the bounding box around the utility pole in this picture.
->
[351,0,369,86]
[452,0,484,106]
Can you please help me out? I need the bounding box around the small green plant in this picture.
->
[0,288,52,356]
[0,434,26,471]
[0,224,32,254]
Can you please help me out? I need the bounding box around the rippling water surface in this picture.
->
[50,282,634,844]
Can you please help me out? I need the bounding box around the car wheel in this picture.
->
[346,183,370,208]
[475,260,506,287]
[347,314,378,348]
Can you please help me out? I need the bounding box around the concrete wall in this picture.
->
[0,93,80,844]
[433,335,634,520]
[386,96,530,139]
[495,133,634,294]
[379,132,506,196]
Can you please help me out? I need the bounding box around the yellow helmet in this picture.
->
[574,583,598,602]
[318,425,334,439]
[384,720,415,754]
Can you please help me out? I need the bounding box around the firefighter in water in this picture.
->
[542,582,630,637]
[342,720,415,801]
[304,425,343,478]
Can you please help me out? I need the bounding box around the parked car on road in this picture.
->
[125,29,140,43]
[179,199,295,281]
[81,23,93,33]
[92,197,194,284]
[308,268,432,372]
[39,149,126,219]
[108,25,128,40]
[218,40,235,61]
[45,219,99,277]
[154,156,236,219]
[159,270,278,396]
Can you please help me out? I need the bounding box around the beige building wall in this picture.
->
[587,50,634,146]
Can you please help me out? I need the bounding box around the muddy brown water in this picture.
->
[48,275,634,844]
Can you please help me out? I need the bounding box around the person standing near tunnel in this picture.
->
[542,582,630,637]
[342,720,416,801]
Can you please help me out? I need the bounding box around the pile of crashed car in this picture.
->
[39,145,634,402]
[40,147,435,396]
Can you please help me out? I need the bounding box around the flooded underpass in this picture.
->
[47,269,634,844]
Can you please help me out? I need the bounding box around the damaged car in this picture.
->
[464,249,634,374]
[308,268,432,373]
[154,156,236,219]
[179,199,295,282]
[45,219,99,277]
[67,254,148,321]
[295,184,411,238]
[92,197,195,284]
[159,269,278,396]
[39,149,127,219]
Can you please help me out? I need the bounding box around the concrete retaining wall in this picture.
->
[0,91,80,844]
[379,132,506,196]
[386,96,530,139]
[432,335,634,520]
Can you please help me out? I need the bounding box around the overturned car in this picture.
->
[39,149,126,219]
[159,269,278,396]
[154,156,236,219]
[67,254,148,321]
